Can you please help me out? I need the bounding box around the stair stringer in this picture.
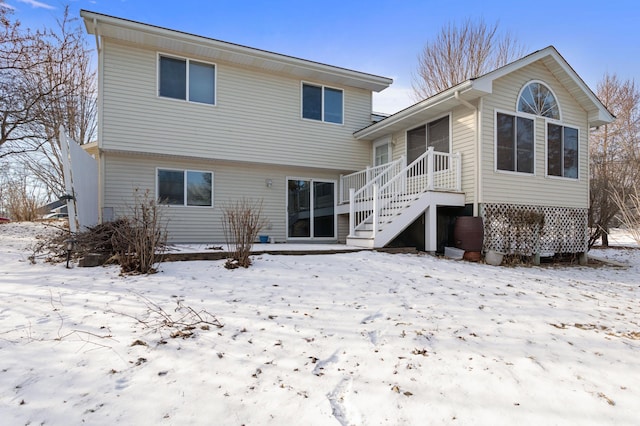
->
[373,191,464,247]
[346,191,465,248]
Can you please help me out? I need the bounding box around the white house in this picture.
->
[81,10,613,259]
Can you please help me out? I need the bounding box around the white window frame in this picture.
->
[373,136,392,166]
[285,177,337,241]
[156,167,214,208]
[494,109,536,176]
[516,80,562,121]
[404,112,452,161]
[545,122,580,180]
[301,82,344,125]
[157,53,217,106]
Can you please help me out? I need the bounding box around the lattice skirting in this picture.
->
[481,203,588,255]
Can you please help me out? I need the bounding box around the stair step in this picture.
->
[346,237,375,249]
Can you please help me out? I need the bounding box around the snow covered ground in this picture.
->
[1,221,639,425]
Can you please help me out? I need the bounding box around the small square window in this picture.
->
[302,83,343,124]
[158,169,213,206]
[159,56,215,105]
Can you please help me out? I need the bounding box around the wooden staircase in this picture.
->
[341,148,464,249]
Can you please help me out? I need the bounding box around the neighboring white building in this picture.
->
[81,10,613,258]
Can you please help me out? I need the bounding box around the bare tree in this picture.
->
[589,73,640,247]
[0,6,96,196]
[412,18,526,100]
[0,7,49,155]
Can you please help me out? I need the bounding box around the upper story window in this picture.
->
[302,83,343,124]
[159,55,216,105]
[517,81,559,119]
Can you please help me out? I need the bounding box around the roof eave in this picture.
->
[473,46,614,126]
[80,10,393,92]
[354,81,479,139]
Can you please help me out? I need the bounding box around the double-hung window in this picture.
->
[496,112,534,173]
[157,169,213,207]
[547,124,578,178]
[159,55,215,105]
[302,83,343,124]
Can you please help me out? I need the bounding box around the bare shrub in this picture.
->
[613,188,640,246]
[2,175,46,221]
[122,295,224,341]
[221,199,267,269]
[42,219,128,264]
[111,189,167,274]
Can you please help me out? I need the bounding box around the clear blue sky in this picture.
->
[3,0,639,113]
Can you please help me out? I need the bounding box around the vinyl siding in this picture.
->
[101,40,373,172]
[103,152,346,243]
[387,105,477,203]
[480,60,589,208]
[451,105,477,204]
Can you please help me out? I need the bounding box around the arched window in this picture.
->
[517,82,560,120]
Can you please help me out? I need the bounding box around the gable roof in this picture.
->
[80,10,393,93]
[355,46,614,140]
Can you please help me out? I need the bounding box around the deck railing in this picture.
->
[339,157,404,204]
[346,148,461,237]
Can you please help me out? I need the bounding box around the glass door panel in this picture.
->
[287,179,335,239]
[313,181,335,238]
[287,180,310,237]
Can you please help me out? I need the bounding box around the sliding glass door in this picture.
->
[287,178,335,239]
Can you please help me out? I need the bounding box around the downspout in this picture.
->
[454,91,480,216]
[92,18,105,223]
[92,18,102,52]
[477,97,483,217]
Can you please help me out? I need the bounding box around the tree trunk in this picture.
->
[601,225,609,246]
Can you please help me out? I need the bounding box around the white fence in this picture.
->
[60,126,98,233]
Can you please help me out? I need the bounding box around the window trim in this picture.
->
[516,80,561,121]
[156,167,214,208]
[300,82,344,125]
[285,176,337,241]
[373,136,392,166]
[157,53,217,106]
[494,109,536,176]
[404,112,452,161]
[545,122,580,180]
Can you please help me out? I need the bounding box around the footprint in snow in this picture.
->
[327,377,362,426]
[312,349,340,376]
[361,311,384,324]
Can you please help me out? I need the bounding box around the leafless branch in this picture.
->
[412,18,526,100]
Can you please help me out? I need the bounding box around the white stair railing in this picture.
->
[348,148,461,238]
[340,157,404,204]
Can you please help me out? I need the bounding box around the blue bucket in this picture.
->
[259,235,269,243]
